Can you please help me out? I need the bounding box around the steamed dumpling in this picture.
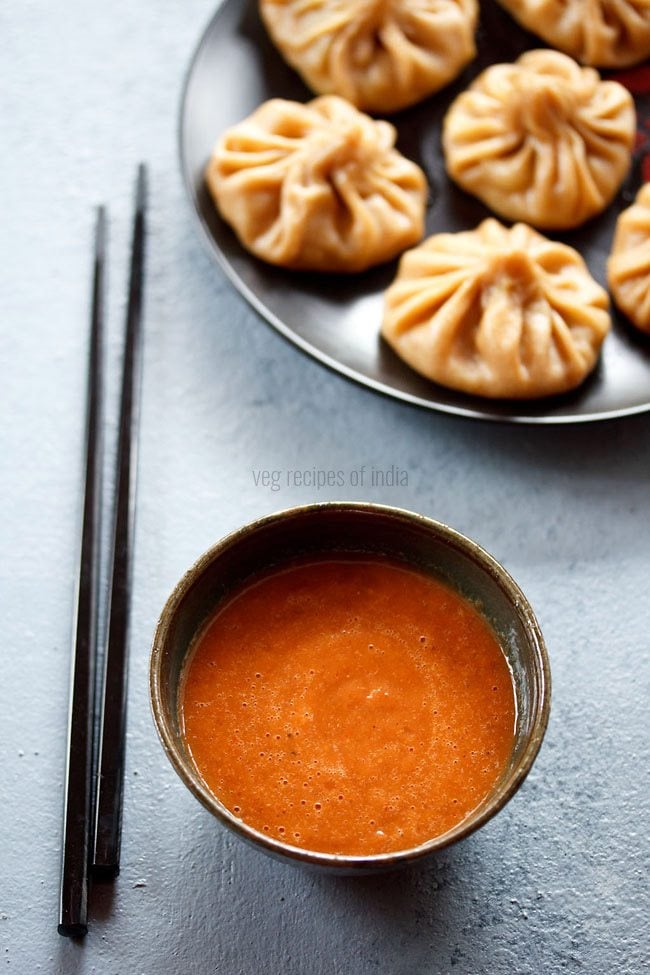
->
[382,219,611,399]
[608,184,650,333]
[495,0,650,68]
[259,0,478,114]
[205,96,427,273]
[443,50,636,230]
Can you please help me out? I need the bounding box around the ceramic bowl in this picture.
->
[150,502,550,872]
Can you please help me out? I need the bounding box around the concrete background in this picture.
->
[1,1,649,972]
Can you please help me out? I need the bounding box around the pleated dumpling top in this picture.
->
[206,95,427,273]
[608,184,650,333]
[382,219,611,399]
[259,0,478,113]
[443,50,635,231]
[495,0,650,68]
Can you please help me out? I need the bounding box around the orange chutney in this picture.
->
[181,557,516,856]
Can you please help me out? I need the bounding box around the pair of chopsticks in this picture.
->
[58,165,148,938]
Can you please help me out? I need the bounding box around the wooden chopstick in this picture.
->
[58,206,106,938]
[93,164,148,879]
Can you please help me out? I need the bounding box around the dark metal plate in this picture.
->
[179,0,650,423]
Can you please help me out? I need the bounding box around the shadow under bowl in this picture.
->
[150,501,551,873]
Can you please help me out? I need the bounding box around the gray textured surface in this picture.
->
[1,1,649,973]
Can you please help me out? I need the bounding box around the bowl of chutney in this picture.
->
[150,502,550,872]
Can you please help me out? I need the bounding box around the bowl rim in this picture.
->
[150,501,551,869]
